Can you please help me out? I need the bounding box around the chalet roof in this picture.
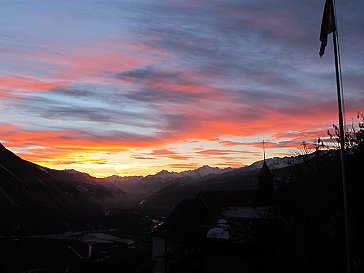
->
[153,190,275,240]
[197,190,272,214]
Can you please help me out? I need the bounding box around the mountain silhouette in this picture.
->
[0,143,122,234]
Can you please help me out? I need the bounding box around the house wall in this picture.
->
[152,236,166,273]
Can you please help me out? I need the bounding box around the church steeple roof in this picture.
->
[258,160,272,176]
[258,140,272,176]
[258,140,273,193]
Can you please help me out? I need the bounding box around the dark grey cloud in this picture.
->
[118,67,180,82]
[5,87,163,133]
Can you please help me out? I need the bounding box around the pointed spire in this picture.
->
[258,140,273,193]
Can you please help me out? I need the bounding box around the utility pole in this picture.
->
[332,23,352,273]
[319,1,351,272]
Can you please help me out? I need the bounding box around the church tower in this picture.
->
[258,141,273,193]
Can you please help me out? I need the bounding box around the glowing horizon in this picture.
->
[1,1,363,177]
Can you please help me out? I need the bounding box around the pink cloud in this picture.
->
[0,75,68,96]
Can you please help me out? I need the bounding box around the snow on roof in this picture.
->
[207,218,230,240]
[222,206,268,218]
[218,218,228,224]
[80,233,134,245]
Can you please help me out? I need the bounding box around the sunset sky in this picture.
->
[0,0,363,177]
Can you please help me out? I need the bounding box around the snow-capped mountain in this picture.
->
[103,165,232,193]
[153,165,230,181]
[243,150,334,172]
[182,165,231,178]
[243,156,300,172]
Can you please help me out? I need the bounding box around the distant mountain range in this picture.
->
[89,153,310,210]
[0,142,321,234]
[153,165,232,180]
[101,154,305,194]
[102,165,232,193]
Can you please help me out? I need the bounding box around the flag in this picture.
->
[319,0,336,57]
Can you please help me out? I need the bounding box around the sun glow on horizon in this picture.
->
[9,135,317,178]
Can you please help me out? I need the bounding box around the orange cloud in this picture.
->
[214,161,244,168]
[149,149,189,161]
[168,155,190,160]
[0,75,68,95]
[166,163,200,169]
[169,102,338,141]
[196,149,245,156]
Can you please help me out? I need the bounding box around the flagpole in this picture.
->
[332,10,352,273]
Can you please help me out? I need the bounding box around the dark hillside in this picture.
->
[142,165,294,209]
[0,144,122,234]
[273,148,364,272]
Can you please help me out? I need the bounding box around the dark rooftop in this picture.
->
[197,190,273,214]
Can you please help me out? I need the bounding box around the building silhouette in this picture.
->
[152,159,281,273]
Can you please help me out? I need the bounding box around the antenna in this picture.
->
[263,140,266,161]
